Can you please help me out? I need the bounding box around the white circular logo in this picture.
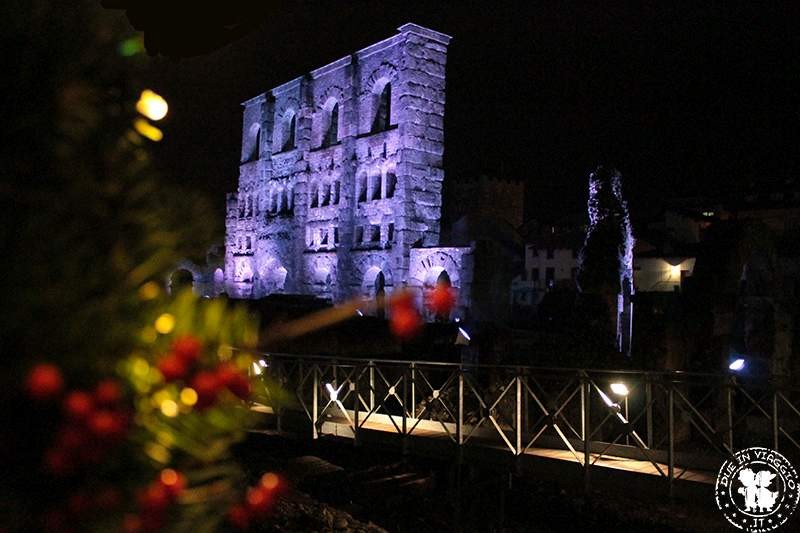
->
[715,447,799,531]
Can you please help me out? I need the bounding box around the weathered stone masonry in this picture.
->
[223,23,474,318]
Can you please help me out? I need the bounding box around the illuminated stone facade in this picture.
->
[223,23,473,318]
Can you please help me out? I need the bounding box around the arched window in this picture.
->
[332,180,340,204]
[282,113,296,152]
[357,172,367,203]
[247,124,261,162]
[434,270,452,322]
[371,83,391,133]
[375,271,386,319]
[309,182,319,208]
[385,170,396,198]
[371,170,382,201]
[321,182,331,207]
[322,103,339,147]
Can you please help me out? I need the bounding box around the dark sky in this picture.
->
[143,2,800,222]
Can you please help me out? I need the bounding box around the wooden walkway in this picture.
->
[253,404,716,486]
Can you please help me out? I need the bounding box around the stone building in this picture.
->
[221,23,474,318]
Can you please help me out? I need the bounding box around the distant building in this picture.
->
[511,225,582,308]
[214,24,475,320]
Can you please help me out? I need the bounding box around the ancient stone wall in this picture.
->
[222,23,473,320]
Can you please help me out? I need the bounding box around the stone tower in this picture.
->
[223,23,473,318]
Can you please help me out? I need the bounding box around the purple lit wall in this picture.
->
[220,23,474,320]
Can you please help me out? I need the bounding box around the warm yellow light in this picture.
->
[139,281,161,300]
[610,382,629,396]
[136,89,168,121]
[180,387,198,406]
[154,313,175,334]
[669,264,681,278]
[133,118,164,142]
[145,442,171,464]
[260,472,279,490]
[160,399,179,417]
[132,357,150,378]
[160,468,179,486]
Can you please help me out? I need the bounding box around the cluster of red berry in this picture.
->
[122,468,187,532]
[157,335,251,407]
[227,472,283,530]
[25,364,130,476]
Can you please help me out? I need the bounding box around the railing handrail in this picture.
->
[234,347,799,390]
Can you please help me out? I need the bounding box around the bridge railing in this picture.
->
[250,352,800,493]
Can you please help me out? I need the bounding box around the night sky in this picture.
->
[142,2,800,223]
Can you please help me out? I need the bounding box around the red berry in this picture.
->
[192,370,221,408]
[25,363,64,401]
[159,468,187,498]
[227,373,251,400]
[137,481,171,512]
[390,308,423,340]
[218,364,251,399]
[427,285,456,316]
[227,504,250,530]
[245,485,272,515]
[94,379,123,406]
[172,335,202,364]
[215,362,238,387]
[88,409,124,439]
[157,355,187,382]
[63,390,94,420]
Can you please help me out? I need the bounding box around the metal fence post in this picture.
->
[369,362,375,412]
[668,382,674,498]
[457,368,464,447]
[411,362,416,420]
[353,364,360,447]
[583,375,591,493]
[516,371,523,455]
[645,377,653,448]
[402,365,409,455]
[312,365,319,439]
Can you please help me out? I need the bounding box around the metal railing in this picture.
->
[251,352,800,494]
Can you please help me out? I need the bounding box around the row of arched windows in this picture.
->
[306,225,339,249]
[354,222,394,245]
[269,82,393,156]
[357,167,396,203]
[309,179,341,208]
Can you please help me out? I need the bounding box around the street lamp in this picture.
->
[610,382,630,445]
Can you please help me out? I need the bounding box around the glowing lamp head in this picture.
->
[136,89,169,121]
[669,263,681,278]
[729,358,746,372]
[610,382,629,396]
[325,383,337,402]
